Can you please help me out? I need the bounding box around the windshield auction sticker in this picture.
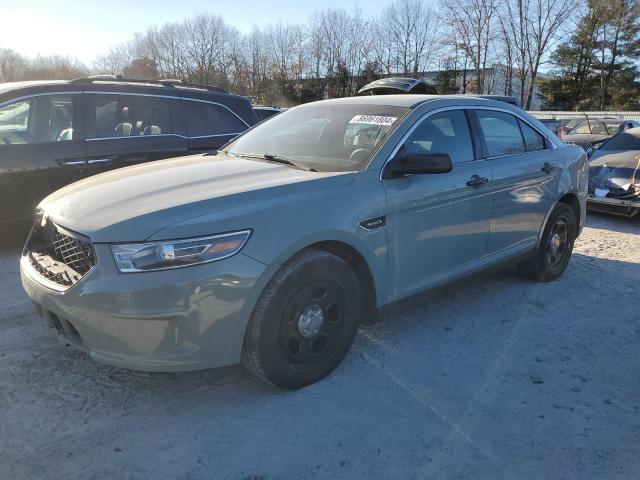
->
[349,115,397,126]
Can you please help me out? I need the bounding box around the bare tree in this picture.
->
[523,0,579,108]
[440,0,497,93]
[375,0,441,78]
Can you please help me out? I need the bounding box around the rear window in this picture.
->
[519,120,546,151]
[600,132,640,151]
[185,101,248,137]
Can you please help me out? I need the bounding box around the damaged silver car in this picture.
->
[588,127,640,217]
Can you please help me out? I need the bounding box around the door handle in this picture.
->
[541,162,555,173]
[466,175,489,187]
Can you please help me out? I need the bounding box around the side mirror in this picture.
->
[383,148,453,179]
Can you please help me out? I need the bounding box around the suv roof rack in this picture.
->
[69,75,228,94]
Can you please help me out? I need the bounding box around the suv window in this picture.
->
[403,110,474,164]
[476,110,526,156]
[518,120,546,151]
[0,95,73,145]
[185,101,247,137]
[87,94,172,139]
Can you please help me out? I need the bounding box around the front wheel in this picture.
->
[242,249,362,389]
[519,203,577,282]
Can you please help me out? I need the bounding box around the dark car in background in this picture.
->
[252,105,285,122]
[560,118,640,150]
[356,78,519,106]
[357,77,438,95]
[0,76,257,232]
[539,118,561,134]
[587,127,640,217]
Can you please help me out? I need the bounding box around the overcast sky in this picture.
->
[2,0,391,65]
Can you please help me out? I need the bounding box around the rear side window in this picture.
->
[403,110,474,164]
[184,101,247,137]
[476,110,526,156]
[87,94,172,139]
[0,95,73,145]
[518,120,546,151]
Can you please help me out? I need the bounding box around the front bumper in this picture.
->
[21,243,274,372]
[587,194,640,217]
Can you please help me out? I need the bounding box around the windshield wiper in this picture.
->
[234,152,316,172]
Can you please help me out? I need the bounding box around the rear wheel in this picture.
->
[520,203,577,282]
[242,249,362,389]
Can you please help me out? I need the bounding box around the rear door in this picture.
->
[84,93,188,175]
[471,109,559,256]
[183,99,251,152]
[0,93,86,228]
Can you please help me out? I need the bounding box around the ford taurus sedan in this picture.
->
[20,95,587,389]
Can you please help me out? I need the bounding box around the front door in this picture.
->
[0,93,86,231]
[383,109,493,300]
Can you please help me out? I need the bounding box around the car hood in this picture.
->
[588,150,640,194]
[40,154,351,242]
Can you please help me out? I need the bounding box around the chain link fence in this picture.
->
[529,111,640,122]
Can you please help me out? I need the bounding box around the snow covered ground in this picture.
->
[1,213,639,480]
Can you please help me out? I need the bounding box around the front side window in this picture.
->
[403,110,474,164]
[519,120,546,151]
[185,101,248,137]
[226,103,409,172]
[87,94,172,139]
[0,95,73,145]
[476,110,526,156]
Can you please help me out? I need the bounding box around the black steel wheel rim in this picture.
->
[545,218,569,267]
[279,280,350,371]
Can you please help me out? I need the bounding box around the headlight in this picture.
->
[111,230,251,273]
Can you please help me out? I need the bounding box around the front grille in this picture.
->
[564,140,592,151]
[25,216,96,288]
[50,228,95,275]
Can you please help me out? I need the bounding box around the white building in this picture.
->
[420,64,548,110]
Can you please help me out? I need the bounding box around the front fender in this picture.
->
[252,228,388,309]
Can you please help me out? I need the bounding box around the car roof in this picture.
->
[300,94,522,109]
[0,80,68,95]
[0,77,236,99]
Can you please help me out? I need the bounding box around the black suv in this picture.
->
[0,76,257,232]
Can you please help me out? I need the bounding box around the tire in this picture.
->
[242,249,362,389]
[519,203,577,282]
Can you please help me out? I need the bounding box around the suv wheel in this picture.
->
[520,203,577,282]
[242,249,362,389]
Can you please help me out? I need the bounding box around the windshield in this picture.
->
[600,132,640,151]
[225,103,409,172]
